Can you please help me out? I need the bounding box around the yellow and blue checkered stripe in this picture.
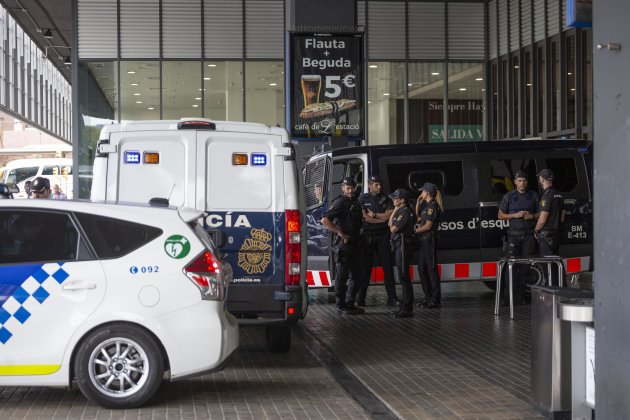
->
[0,263,69,345]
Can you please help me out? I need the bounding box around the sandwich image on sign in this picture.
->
[299,99,357,119]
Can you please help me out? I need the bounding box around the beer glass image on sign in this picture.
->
[301,75,322,107]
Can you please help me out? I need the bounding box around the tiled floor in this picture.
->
[301,282,543,419]
[0,282,543,419]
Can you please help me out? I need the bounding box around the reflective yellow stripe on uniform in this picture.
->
[0,365,61,375]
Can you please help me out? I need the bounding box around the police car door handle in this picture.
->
[479,201,499,207]
[62,281,97,291]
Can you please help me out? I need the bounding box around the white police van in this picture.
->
[91,119,307,352]
[0,199,238,408]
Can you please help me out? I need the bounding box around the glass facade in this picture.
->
[72,0,593,196]
[0,5,71,141]
[487,0,592,140]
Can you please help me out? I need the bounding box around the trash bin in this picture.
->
[530,286,594,419]
[558,298,595,420]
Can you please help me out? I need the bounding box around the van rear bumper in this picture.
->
[226,284,304,326]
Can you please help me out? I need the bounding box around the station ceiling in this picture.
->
[3,0,72,81]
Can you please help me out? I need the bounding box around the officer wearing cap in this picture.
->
[497,170,539,303]
[414,182,444,309]
[534,168,564,258]
[388,188,415,318]
[321,176,365,315]
[29,177,51,199]
[356,174,397,307]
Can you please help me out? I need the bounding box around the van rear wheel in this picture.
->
[266,325,291,353]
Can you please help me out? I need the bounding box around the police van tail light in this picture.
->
[285,210,302,285]
[184,251,225,300]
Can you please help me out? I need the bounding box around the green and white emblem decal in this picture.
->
[164,235,191,259]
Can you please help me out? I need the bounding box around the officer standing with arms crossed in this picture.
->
[356,175,398,307]
[415,182,443,309]
[321,177,365,315]
[497,171,538,304]
[534,168,564,257]
[388,188,415,318]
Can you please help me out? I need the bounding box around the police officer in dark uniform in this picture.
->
[357,174,397,306]
[534,168,564,257]
[497,170,538,303]
[321,177,365,315]
[388,188,415,318]
[414,182,443,309]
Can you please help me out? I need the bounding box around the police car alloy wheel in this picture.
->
[74,323,164,408]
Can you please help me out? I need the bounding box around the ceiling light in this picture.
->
[130,83,138,86]
[43,29,53,39]
[269,83,278,86]
[147,107,154,110]
[136,101,142,104]
[127,71,136,74]
[195,97,202,100]
[481,88,485,91]
[369,65,378,68]
[193,104,199,107]
[198,88,206,91]
[133,93,141,96]
[204,77,211,80]
[459,88,467,91]
[207,64,217,67]
[514,65,520,68]
[526,83,533,86]
[476,77,483,81]
[567,72,573,75]
[431,72,440,76]
[368,101,371,104]
[383,93,390,96]
[408,83,412,87]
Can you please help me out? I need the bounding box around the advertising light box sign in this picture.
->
[290,34,364,139]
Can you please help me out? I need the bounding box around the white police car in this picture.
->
[0,199,238,408]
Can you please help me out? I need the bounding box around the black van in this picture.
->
[304,140,592,288]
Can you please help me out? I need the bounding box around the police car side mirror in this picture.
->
[207,229,226,248]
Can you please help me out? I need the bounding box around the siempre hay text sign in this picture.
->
[290,34,364,139]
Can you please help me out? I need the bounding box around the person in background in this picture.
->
[29,177,51,199]
[497,170,538,304]
[51,184,67,200]
[414,182,444,309]
[357,174,397,307]
[23,180,32,198]
[321,177,365,315]
[388,188,415,318]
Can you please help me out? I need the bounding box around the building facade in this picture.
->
[73,0,592,196]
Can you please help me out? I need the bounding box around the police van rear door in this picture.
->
[303,153,332,287]
[104,130,196,206]
[197,131,284,288]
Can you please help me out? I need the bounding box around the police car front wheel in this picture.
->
[74,323,165,408]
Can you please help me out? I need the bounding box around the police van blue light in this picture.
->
[251,153,267,166]
[124,151,141,164]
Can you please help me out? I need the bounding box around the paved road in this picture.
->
[1,283,543,419]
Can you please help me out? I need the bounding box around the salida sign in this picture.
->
[290,34,363,139]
